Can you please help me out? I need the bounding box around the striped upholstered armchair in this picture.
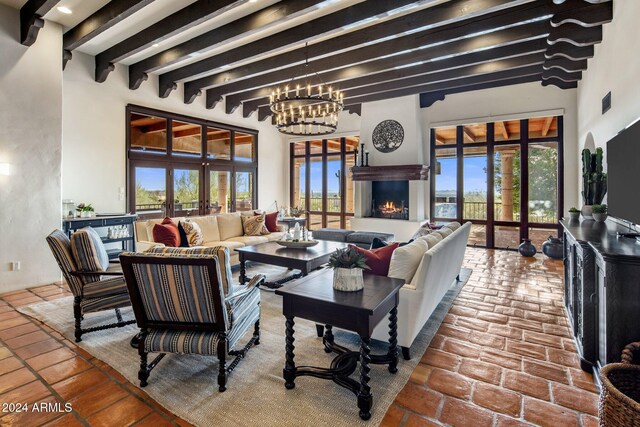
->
[46,229,135,342]
[119,246,264,392]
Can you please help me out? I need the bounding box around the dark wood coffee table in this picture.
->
[275,269,405,420]
[235,240,346,289]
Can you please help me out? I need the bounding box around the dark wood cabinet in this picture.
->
[62,214,137,259]
[561,219,640,375]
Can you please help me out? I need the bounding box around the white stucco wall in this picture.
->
[577,0,640,188]
[62,51,288,214]
[0,5,63,292]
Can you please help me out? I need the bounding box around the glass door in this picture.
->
[208,169,231,214]
[172,165,201,217]
[132,165,168,219]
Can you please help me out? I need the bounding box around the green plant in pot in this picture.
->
[581,148,607,219]
[328,247,370,292]
[592,204,608,223]
[76,203,94,218]
[569,207,581,221]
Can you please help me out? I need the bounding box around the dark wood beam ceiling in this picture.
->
[124,0,325,89]
[187,0,529,104]
[63,0,155,53]
[93,0,240,84]
[209,0,555,110]
[163,0,522,100]
[19,0,60,46]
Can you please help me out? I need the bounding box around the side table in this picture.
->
[275,269,405,420]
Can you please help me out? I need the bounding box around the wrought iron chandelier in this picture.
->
[269,44,344,136]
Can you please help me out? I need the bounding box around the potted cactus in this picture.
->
[592,204,608,222]
[328,247,370,292]
[581,148,607,219]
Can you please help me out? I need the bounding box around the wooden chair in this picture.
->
[46,229,135,342]
[119,248,264,391]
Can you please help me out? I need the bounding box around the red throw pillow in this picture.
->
[152,217,180,247]
[349,243,399,276]
[264,211,279,232]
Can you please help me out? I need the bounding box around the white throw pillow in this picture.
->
[388,239,428,283]
[436,227,453,239]
[419,233,442,249]
[444,221,462,231]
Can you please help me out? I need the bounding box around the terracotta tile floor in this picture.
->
[0,248,598,426]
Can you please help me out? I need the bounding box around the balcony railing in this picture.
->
[435,200,556,223]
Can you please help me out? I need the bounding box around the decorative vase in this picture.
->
[593,212,608,223]
[569,211,580,221]
[80,211,89,218]
[333,268,364,292]
[581,205,594,220]
[518,239,537,257]
[542,236,563,259]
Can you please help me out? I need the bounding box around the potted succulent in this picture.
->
[569,207,581,221]
[289,206,304,218]
[76,203,95,218]
[581,148,607,219]
[328,247,370,292]
[592,204,608,222]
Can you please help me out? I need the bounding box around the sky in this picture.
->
[436,156,488,194]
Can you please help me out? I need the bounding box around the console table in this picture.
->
[62,214,137,259]
[561,218,640,377]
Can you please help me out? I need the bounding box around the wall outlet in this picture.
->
[10,261,20,271]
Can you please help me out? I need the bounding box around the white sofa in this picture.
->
[370,221,471,359]
[134,212,286,265]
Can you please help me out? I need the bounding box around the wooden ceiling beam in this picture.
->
[542,68,582,82]
[94,0,240,84]
[543,57,588,73]
[547,23,602,47]
[541,78,578,90]
[19,0,60,46]
[544,42,594,60]
[550,2,612,27]
[258,64,543,121]
[63,0,154,53]
[463,127,476,143]
[125,0,324,89]
[541,117,554,137]
[175,0,535,101]
[202,3,564,106]
[240,40,548,116]
[496,122,509,140]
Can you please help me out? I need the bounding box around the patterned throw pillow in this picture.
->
[410,223,433,240]
[180,219,204,246]
[242,214,270,236]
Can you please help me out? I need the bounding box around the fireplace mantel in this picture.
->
[351,164,429,181]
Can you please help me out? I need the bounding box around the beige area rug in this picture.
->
[19,265,471,427]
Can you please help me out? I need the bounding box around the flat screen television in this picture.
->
[607,117,640,225]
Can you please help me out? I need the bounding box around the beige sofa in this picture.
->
[134,212,286,265]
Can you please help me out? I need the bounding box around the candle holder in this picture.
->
[354,148,359,167]
[365,151,370,166]
[360,143,365,168]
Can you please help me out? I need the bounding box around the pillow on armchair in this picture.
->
[349,243,398,276]
[70,227,109,283]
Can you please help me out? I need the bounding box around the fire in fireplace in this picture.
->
[370,181,409,220]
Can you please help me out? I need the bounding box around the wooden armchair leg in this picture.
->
[139,350,150,387]
[73,297,83,342]
[253,319,260,346]
[217,337,228,392]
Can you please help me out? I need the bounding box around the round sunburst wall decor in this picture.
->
[372,120,404,153]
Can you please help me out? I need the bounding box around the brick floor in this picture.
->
[0,248,598,426]
[383,248,599,427]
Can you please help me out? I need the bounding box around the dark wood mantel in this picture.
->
[351,165,429,181]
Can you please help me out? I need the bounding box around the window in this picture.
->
[127,105,258,219]
[290,136,358,230]
[431,116,563,250]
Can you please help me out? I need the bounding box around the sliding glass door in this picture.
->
[431,116,563,250]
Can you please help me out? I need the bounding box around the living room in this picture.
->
[1,0,639,426]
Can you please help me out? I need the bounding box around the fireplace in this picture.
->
[370,181,409,220]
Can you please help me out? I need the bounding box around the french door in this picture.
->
[431,116,563,250]
[290,137,358,230]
